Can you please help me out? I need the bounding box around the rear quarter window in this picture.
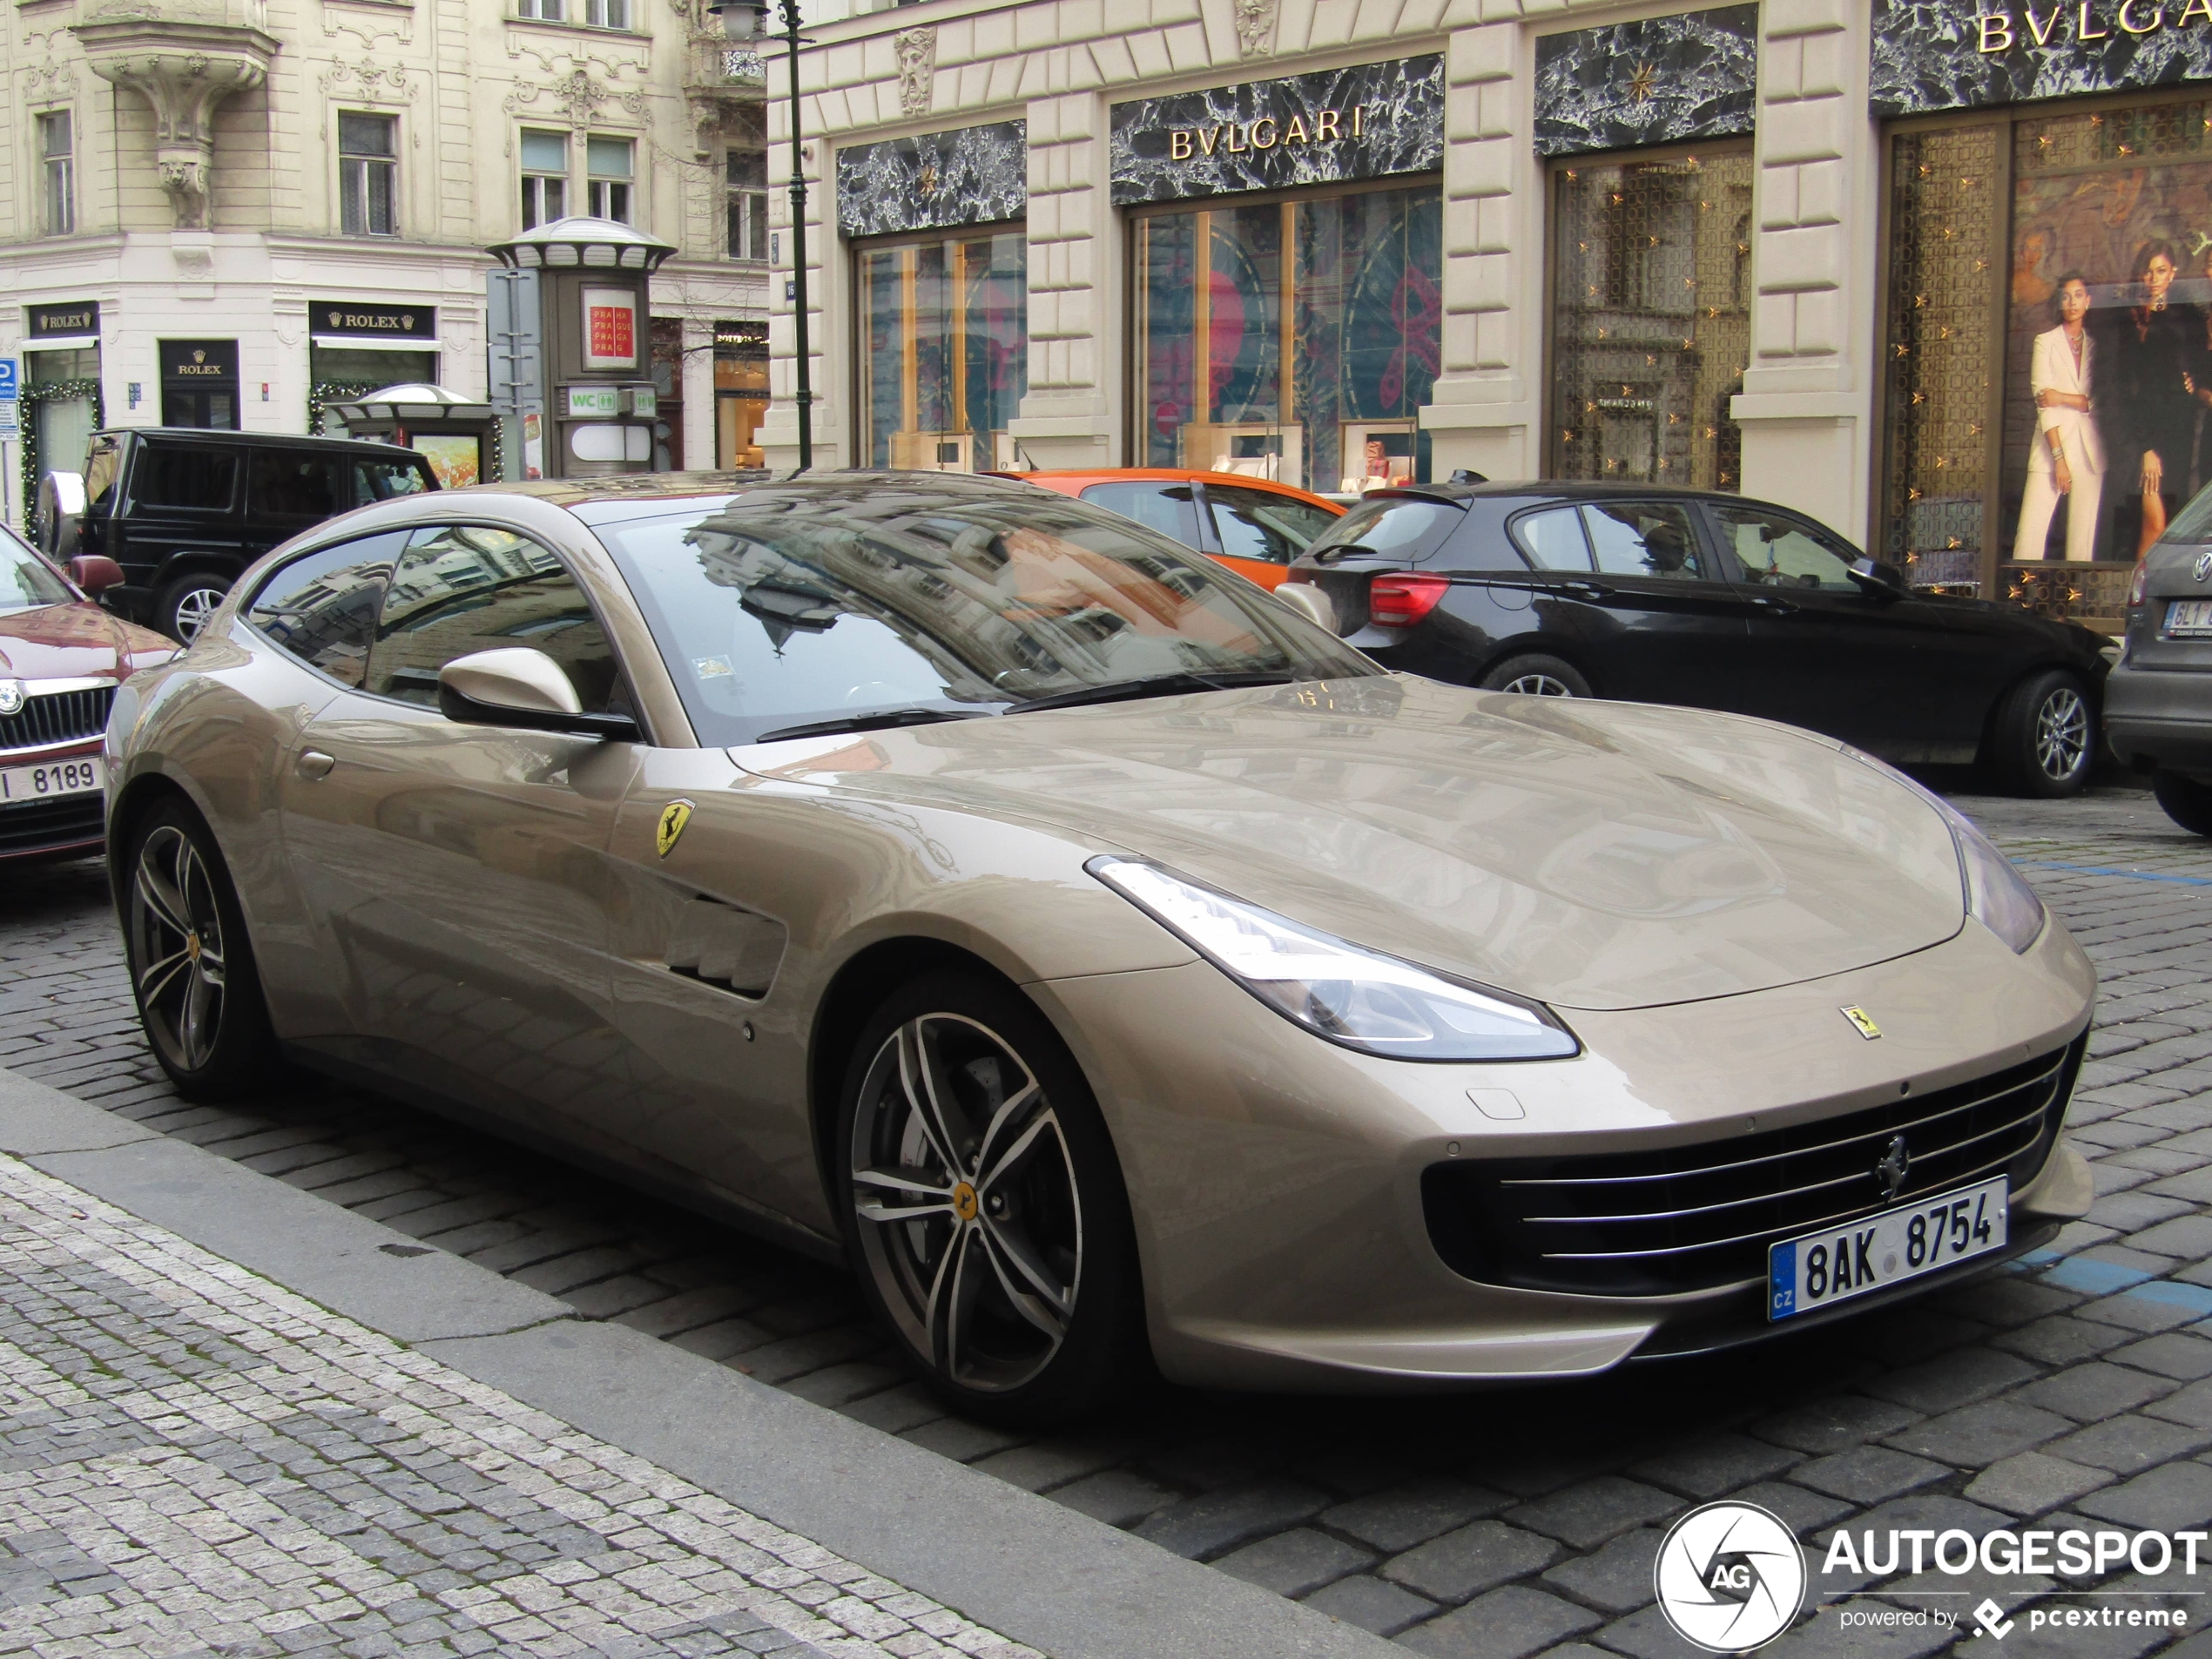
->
[134,446,239,512]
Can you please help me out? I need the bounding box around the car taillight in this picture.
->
[1367,573,1451,627]
[2128,559,2148,609]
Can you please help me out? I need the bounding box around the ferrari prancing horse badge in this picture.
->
[656,799,695,859]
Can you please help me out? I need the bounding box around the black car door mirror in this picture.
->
[1847,556,1910,600]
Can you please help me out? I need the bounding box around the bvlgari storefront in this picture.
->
[1112,59,1444,494]
[1873,1,2212,623]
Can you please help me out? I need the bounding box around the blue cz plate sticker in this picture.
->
[1768,1176,2008,1321]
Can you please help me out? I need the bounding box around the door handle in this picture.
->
[1750,594,1799,616]
[296,750,335,780]
[1560,580,1611,602]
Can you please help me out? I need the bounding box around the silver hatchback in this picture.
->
[2106,496,2212,833]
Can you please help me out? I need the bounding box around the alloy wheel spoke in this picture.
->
[974,1080,1044,1186]
[135,859,193,940]
[180,969,217,1069]
[137,948,192,1006]
[975,1213,1073,1336]
[854,1165,954,1200]
[978,1107,1057,1196]
[853,1165,956,1224]
[897,1021,968,1177]
[926,1223,982,1379]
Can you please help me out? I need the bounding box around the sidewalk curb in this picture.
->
[0,1063,1399,1659]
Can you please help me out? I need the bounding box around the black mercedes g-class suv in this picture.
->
[69,428,437,641]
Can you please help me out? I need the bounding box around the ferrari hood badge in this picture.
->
[655,799,695,860]
[1839,1006,1882,1040]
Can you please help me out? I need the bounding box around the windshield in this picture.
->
[1303,496,1465,563]
[587,480,1380,745]
[0,530,76,614]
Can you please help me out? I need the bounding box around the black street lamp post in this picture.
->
[712,0,813,471]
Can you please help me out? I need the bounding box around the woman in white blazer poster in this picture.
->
[2013,273,2105,563]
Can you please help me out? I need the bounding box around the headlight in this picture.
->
[1843,750,2047,954]
[1088,856,1579,1061]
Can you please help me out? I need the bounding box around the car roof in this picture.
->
[1006,469,1344,509]
[1366,480,1750,508]
[96,427,427,458]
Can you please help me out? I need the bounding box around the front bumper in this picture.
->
[1029,910,2095,1392]
[2103,663,2212,775]
[0,739,106,864]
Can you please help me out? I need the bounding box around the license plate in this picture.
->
[0,756,105,804]
[2165,599,2212,637]
[1767,1176,2008,1321]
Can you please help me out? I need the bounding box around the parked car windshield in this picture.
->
[2162,481,2212,544]
[588,482,1381,745]
[0,531,77,614]
[1303,496,1464,562]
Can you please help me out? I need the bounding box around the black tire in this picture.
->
[1479,653,1593,698]
[121,798,277,1097]
[1988,668,2094,798]
[2153,771,2212,837]
[835,973,1147,1425]
[156,572,234,644]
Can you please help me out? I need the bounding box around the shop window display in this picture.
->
[857,231,1026,472]
[1132,183,1440,494]
[1545,148,1752,491]
[1882,95,2212,624]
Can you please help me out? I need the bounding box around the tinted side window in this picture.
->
[135,446,239,512]
[246,531,407,688]
[1078,482,1204,550]
[1207,485,1339,564]
[1581,502,1706,581]
[84,438,122,511]
[368,524,621,713]
[1511,507,1592,571]
[249,451,342,519]
[355,459,433,502]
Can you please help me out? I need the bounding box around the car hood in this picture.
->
[733,676,1969,1012]
[0,602,175,682]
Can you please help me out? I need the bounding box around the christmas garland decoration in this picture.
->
[17,379,105,528]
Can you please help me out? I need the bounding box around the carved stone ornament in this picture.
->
[1233,0,1276,57]
[894,25,934,118]
[72,1,279,230]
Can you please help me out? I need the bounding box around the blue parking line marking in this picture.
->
[2039,1257,2155,1295]
[2013,859,2212,887]
[2127,1280,2212,1316]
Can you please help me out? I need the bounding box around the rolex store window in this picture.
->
[856,229,1028,472]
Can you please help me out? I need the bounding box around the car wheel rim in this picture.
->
[848,1013,1082,1393]
[1501,673,1574,697]
[130,825,227,1073]
[172,587,224,641]
[2034,687,2089,781]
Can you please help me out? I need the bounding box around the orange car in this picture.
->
[1006,469,1343,590]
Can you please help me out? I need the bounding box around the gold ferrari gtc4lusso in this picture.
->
[105,473,2095,1420]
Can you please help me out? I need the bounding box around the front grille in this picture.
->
[1423,1038,2083,1297]
[0,685,115,753]
[0,792,105,856]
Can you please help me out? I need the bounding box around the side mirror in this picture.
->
[1273,580,1339,635]
[67,555,125,597]
[436,647,640,741]
[1847,556,1910,600]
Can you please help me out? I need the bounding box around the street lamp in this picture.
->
[711,0,813,472]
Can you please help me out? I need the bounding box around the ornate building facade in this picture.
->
[1,0,770,514]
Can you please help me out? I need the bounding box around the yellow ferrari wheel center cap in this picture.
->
[951,1181,979,1221]
[185,933,202,962]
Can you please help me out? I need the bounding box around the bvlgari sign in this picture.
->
[1871,0,2212,115]
[1109,57,1443,206]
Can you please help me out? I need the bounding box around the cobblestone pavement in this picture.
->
[6,786,2212,1658]
[0,1153,1035,1659]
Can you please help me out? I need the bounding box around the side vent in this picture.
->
[665,898,786,998]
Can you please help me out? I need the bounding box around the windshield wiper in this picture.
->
[1009,669,1298,715]
[752,708,991,743]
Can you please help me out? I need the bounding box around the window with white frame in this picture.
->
[338,113,397,236]
[520,130,568,230]
[514,0,566,19]
[40,112,73,236]
[725,149,767,260]
[584,0,630,25]
[587,137,633,223]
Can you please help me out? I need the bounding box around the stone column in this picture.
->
[1012,90,1115,469]
[74,2,279,232]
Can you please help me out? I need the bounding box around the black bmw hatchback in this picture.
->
[1288,481,2114,797]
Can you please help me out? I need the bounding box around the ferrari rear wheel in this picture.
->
[838,974,1144,1423]
[124,799,276,1096]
